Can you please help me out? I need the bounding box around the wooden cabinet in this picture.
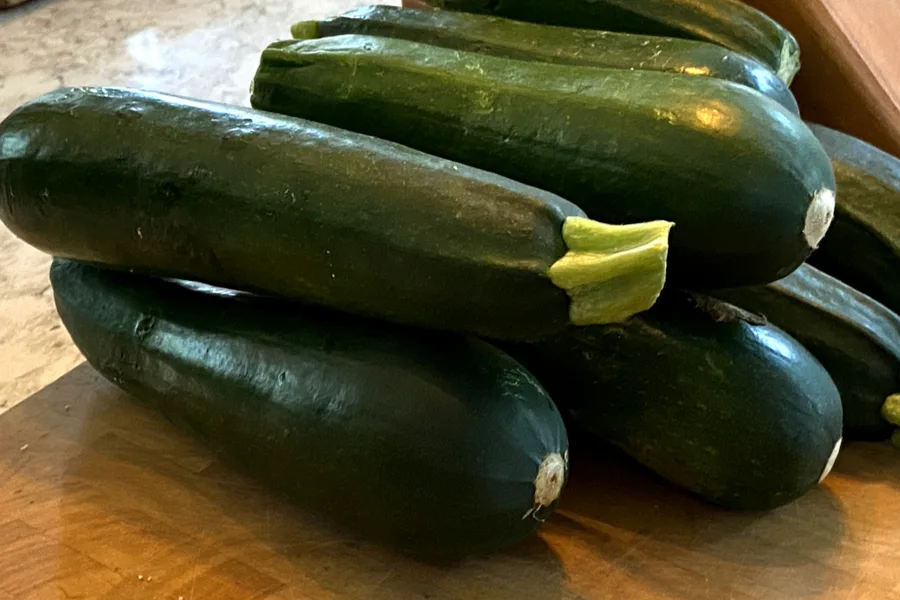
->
[735,0,900,156]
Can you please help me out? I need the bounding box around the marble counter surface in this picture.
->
[0,0,399,414]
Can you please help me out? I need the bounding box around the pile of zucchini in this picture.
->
[1,1,899,558]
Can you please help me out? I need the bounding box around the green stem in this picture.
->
[290,21,321,40]
[778,41,801,86]
[892,430,900,449]
[883,394,900,426]
[548,216,673,326]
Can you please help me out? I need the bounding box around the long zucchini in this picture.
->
[419,0,801,84]
[291,6,798,113]
[804,123,900,318]
[251,35,835,288]
[714,264,900,441]
[50,258,569,557]
[502,292,843,510]
[0,86,672,341]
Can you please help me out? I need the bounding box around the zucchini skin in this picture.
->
[502,293,843,510]
[422,0,801,84]
[804,123,900,318]
[50,258,569,557]
[300,6,798,114]
[251,35,836,288]
[714,264,900,441]
[0,86,586,341]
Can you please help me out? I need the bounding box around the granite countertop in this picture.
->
[0,0,399,414]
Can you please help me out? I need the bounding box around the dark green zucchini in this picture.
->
[251,35,836,288]
[50,258,569,557]
[291,6,798,113]
[804,123,900,318]
[420,0,801,84]
[713,263,900,441]
[502,292,843,510]
[0,86,672,342]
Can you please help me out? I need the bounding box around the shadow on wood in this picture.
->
[538,437,847,600]
[0,363,567,600]
[2,363,900,600]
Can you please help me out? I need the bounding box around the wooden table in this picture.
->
[2,363,899,600]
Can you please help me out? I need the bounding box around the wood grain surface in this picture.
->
[2,363,899,600]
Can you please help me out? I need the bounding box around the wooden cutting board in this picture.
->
[1,363,899,600]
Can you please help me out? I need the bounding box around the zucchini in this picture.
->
[0,86,672,342]
[251,35,836,288]
[885,396,900,448]
[502,292,843,510]
[420,0,801,84]
[291,6,799,114]
[50,258,569,557]
[713,264,900,441]
[885,395,900,426]
[804,123,900,317]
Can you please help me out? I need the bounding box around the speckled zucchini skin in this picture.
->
[0,86,594,341]
[715,264,900,441]
[502,292,843,510]
[421,0,801,83]
[297,5,798,113]
[51,259,569,557]
[252,35,835,288]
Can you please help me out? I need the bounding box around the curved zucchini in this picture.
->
[251,35,835,288]
[0,86,672,342]
[803,123,900,318]
[714,264,900,441]
[420,0,800,84]
[291,6,798,114]
[50,258,569,557]
[502,292,843,510]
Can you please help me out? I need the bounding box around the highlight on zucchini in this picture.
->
[414,0,802,84]
[251,35,835,288]
[290,5,800,113]
[0,86,673,342]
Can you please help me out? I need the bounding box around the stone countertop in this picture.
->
[0,0,398,414]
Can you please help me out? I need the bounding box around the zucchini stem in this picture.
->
[290,21,321,40]
[804,187,835,249]
[778,41,801,86]
[818,438,842,483]
[527,452,567,521]
[549,216,673,326]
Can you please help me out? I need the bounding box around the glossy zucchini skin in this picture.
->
[0,86,594,341]
[714,264,900,441]
[805,123,900,318]
[296,6,798,113]
[502,292,843,510]
[421,0,801,84]
[251,35,836,288]
[50,259,569,557]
